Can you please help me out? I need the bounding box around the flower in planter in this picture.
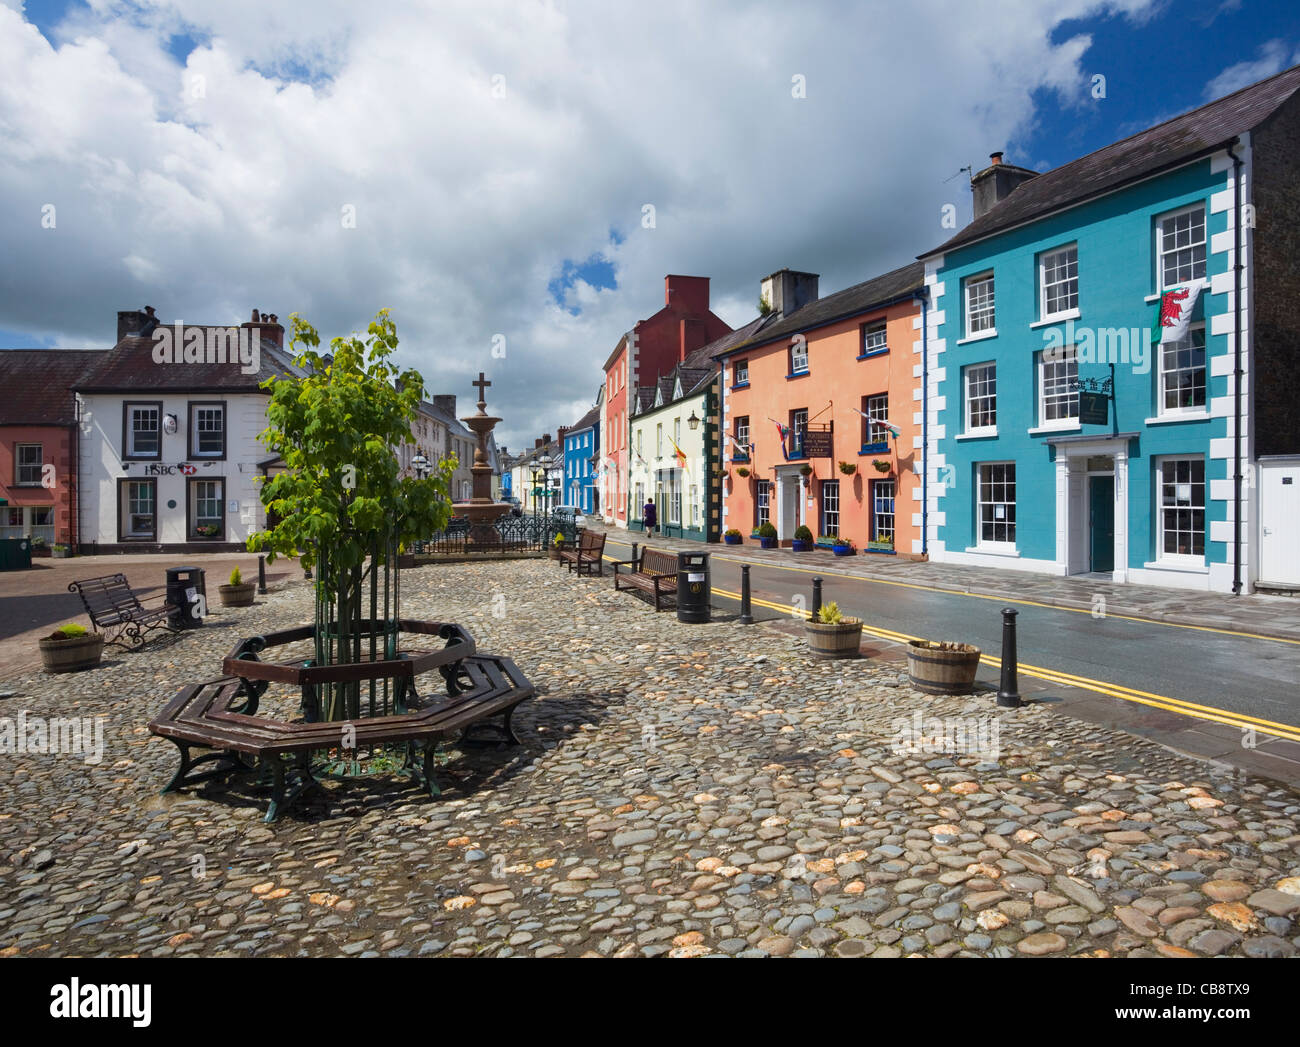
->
[736,466,750,477]
[838,461,856,475]
[799,464,813,477]
[872,459,891,473]
[54,623,88,638]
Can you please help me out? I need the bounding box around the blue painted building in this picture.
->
[563,402,600,514]
[921,67,1300,593]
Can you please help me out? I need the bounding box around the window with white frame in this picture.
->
[673,417,681,446]
[790,408,808,457]
[121,479,156,539]
[670,482,682,525]
[789,337,809,374]
[1,508,22,539]
[1158,457,1205,560]
[1039,346,1079,426]
[734,359,749,385]
[965,363,997,433]
[977,462,1016,546]
[756,480,771,527]
[1039,245,1078,319]
[15,444,42,486]
[861,321,888,356]
[821,479,840,537]
[734,415,750,457]
[872,480,895,543]
[125,403,161,458]
[29,506,53,544]
[863,393,889,447]
[1158,205,1207,291]
[189,403,225,458]
[689,485,698,527]
[656,423,663,457]
[965,273,995,336]
[634,482,644,518]
[1160,324,1206,413]
[190,478,224,538]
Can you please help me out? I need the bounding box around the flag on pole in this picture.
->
[849,407,901,441]
[668,435,689,475]
[770,419,791,461]
[1152,280,1204,345]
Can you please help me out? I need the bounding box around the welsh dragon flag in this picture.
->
[1152,280,1204,345]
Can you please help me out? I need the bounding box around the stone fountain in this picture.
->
[454,372,512,548]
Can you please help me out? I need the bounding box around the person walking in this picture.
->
[643,497,658,539]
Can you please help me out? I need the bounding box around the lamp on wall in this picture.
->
[163,413,178,434]
[687,410,700,431]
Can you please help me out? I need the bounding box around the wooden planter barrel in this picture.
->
[907,640,981,694]
[218,582,257,607]
[39,633,105,673]
[805,619,863,659]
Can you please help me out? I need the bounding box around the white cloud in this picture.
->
[1204,38,1300,101]
[0,0,1162,448]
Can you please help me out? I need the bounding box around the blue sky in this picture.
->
[2,0,1298,443]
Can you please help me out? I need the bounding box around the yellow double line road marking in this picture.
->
[603,542,1300,647]
[708,585,1300,745]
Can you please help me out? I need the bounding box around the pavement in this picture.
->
[2,558,1298,958]
[0,552,304,679]
[591,523,1300,641]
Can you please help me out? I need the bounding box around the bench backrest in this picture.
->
[579,530,606,555]
[70,574,146,622]
[641,548,677,576]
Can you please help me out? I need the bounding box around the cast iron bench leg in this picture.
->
[461,704,523,747]
[161,740,251,793]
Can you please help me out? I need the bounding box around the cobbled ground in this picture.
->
[1,560,1298,958]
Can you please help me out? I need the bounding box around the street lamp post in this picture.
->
[411,453,429,553]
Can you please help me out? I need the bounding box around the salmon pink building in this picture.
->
[600,276,732,526]
[716,264,927,555]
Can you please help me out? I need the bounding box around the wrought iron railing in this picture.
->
[418,512,579,555]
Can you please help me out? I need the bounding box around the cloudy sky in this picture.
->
[2,0,1297,450]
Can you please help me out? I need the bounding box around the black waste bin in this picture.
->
[676,550,711,624]
[166,566,206,629]
[0,538,32,571]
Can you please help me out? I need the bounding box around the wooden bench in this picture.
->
[612,546,679,611]
[68,573,178,650]
[558,529,607,576]
[148,651,535,822]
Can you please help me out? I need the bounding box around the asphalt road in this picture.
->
[604,536,1300,733]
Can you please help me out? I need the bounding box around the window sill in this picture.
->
[730,382,750,391]
[956,429,998,441]
[1144,412,1210,426]
[956,330,997,345]
[11,483,44,488]
[1143,559,1209,574]
[1027,423,1081,435]
[859,442,890,455]
[966,544,1019,557]
[856,349,889,360]
[1030,309,1080,329]
[785,371,810,381]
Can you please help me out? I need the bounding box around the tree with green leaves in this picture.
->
[249,309,454,720]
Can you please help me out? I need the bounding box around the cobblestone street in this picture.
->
[2,560,1298,958]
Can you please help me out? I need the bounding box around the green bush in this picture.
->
[758,522,778,539]
[724,528,742,538]
[56,623,88,637]
[229,567,242,586]
[794,525,813,542]
[818,601,843,625]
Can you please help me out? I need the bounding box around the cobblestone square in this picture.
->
[1,560,1298,958]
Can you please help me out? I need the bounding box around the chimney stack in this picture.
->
[760,269,820,319]
[117,309,151,342]
[241,306,285,348]
[543,433,552,446]
[970,151,1036,220]
[535,438,543,449]
[433,394,457,417]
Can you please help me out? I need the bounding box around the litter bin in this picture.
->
[166,566,206,629]
[676,550,711,624]
[0,538,32,571]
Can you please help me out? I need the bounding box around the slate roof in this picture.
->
[0,350,107,425]
[716,263,925,356]
[927,63,1300,256]
[567,404,600,435]
[76,325,305,393]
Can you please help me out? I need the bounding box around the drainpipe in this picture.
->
[1230,138,1244,595]
[916,288,930,556]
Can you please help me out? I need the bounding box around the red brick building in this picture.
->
[0,350,105,551]
[599,276,731,525]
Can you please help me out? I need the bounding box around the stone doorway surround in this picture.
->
[1048,432,1135,584]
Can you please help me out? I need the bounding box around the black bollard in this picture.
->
[996,607,1021,708]
[631,541,639,566]
[739,564,754,625]
[811,577,822,621]
[258,555,268,595]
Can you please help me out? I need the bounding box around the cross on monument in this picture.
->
[473,371,491,403]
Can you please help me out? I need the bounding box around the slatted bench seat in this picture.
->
[68,573,178,649]
[558,529,607,576]
[612,546,679,611]
[148,653,534,822]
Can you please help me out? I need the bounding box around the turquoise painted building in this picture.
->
[921,67,1300,593]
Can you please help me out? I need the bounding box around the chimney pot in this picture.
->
[990,151,1003,165]
[144,305,156,318]
[251,308,259,323]
[535,438,543,449]
[970,152,1036,220]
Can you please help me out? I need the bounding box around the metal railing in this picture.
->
[419,512,579,555]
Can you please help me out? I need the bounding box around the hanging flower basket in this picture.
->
[838,461,857,475]
[872,459,892,473]
[736,466,751,478]
[799,464,813,476]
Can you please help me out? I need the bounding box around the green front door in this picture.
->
[1089,475,1114,573]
